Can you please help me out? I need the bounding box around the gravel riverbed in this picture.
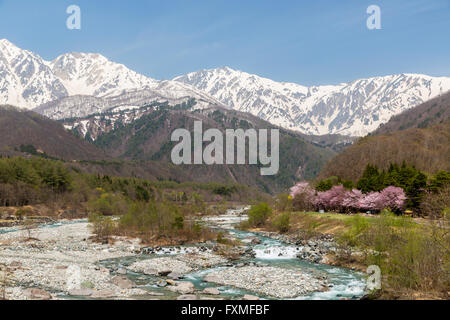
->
[0,214,366,300]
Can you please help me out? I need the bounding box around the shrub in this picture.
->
[247,202,272,227]
[275,193,293,212]
[88,213,115,239]
[272,212,291,233]
[88,192,128,216]
[366,214,449,294]
[420,186,450,218]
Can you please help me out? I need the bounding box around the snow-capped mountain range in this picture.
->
[0,39,226,119]
[175,67,450,136]
[1,38,450,136]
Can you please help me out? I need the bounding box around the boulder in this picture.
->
[203,288,220,295]
[142,268,158,276]
[9,261,22,268]
[91,289,115,299]
[158,270,172,277]
[251,238,262,245]
[23,288,52,300]
[157,280,168,287]
[168,272,183,280]
[111,276,135,289]
[116,268,127,275]
[169,281,195,294]
[242,295,260,300]
[55,265,68,270]
[68,288,95,297]
[147,291,165,296]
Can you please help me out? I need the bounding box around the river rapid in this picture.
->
[98,209,367,300]
[0,208,367,300]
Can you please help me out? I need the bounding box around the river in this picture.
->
[96,209,367,300]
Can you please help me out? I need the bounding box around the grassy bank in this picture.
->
[241,202,449,300]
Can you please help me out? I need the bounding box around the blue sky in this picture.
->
[0,0,449,85]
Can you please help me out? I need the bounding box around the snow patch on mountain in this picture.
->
[175,67,450,136]
[0,39,224,119]
[2,39,450,136]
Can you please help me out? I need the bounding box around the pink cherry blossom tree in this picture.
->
[342,189,364,213]
[358,192,383,212]
[379,186,407,211]
[290,182,315,211]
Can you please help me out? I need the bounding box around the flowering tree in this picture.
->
[342,189,364,212]
[358,192,383,212]
[290,182,315,211]
[314,185,346,212]
[289,181,407,215]
[379,186,407,211]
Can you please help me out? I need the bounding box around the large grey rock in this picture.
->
[142,268,158,276]
[158,270,172,277]
[168,272,183,280]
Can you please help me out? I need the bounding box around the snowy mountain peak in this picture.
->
[49,52,158,97]
[0,39,221,116]
[2,39,450,137]
[0,39,68,108]
[175,67,450,136]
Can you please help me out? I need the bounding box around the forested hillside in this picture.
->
[318,92,450,182]
[65,103,336,194]
[0,105,105,161]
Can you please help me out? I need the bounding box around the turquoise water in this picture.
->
[98,215,367,300]
[0,219,87,235]
[1,214,367,300]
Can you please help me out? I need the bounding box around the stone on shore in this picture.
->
[91,289,116,299]
[204,266,328,299]
[202,287,220,295]
[23,288,52,300]
[68,288,95,297]
[177,294,198,300]
[243,295,260,300]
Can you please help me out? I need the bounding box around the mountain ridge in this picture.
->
[174,67,450,137]
[0,39,224,114]
[0,104,106,161]
[2,39,450,137]
[317,92,450,181]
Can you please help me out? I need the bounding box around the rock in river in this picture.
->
[111,276,136,289]
[169,281,195,294]
[202,288,220,295]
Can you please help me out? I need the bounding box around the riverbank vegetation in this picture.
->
[0,156,266,243]
[292,163,449,217]
[242,199,449,299]
[242,161,449,299]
